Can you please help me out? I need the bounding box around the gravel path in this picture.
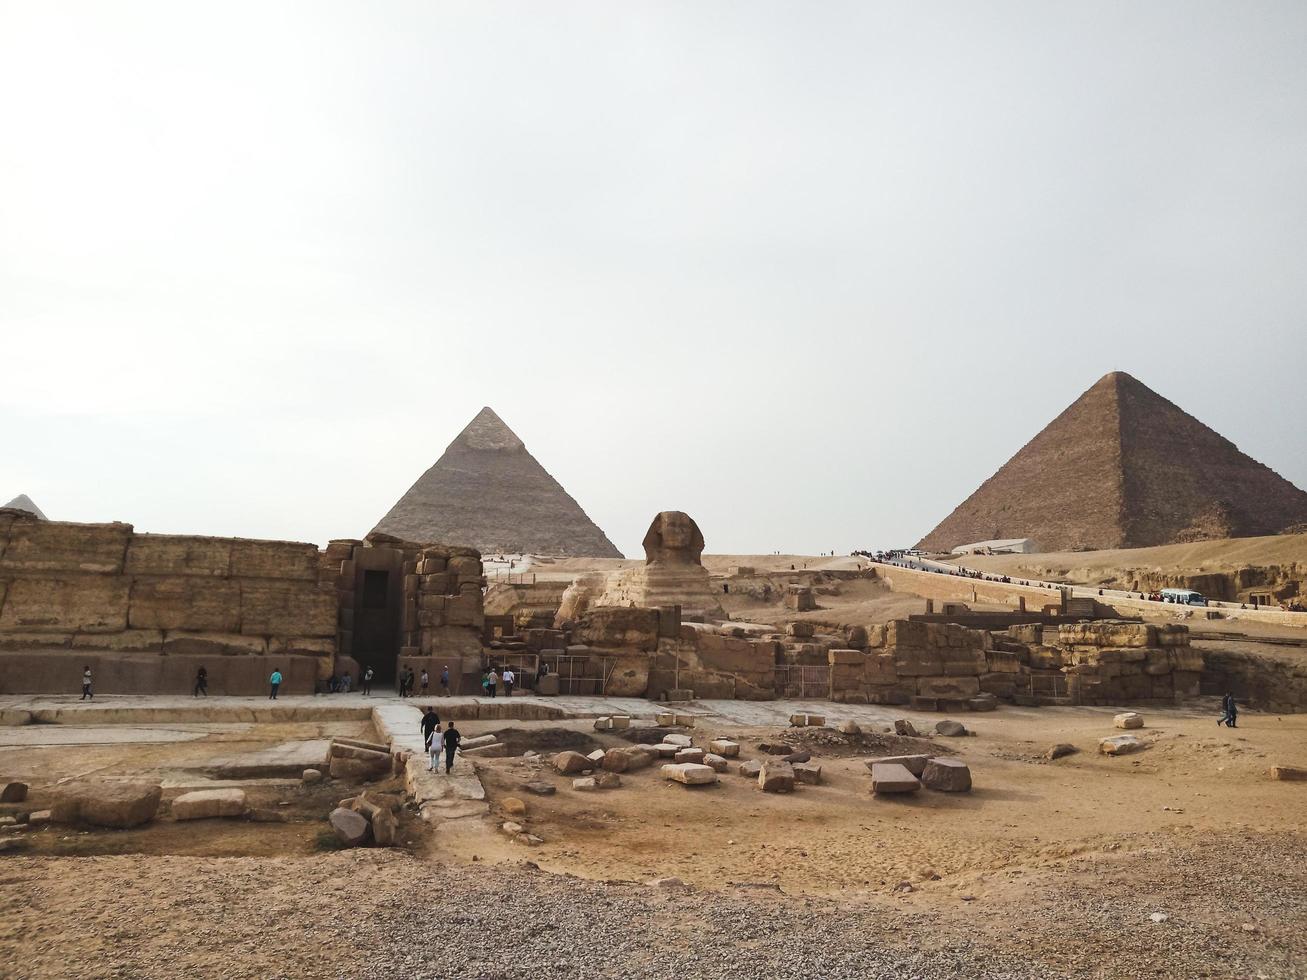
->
[3,831,1303,979]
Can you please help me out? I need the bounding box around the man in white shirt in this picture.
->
[502,668,516,698]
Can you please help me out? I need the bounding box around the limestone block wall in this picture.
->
[0,512,335,695]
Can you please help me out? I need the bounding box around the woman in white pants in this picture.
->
[428,725,444,772]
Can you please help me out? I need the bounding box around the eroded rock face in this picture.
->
[595,511,724,619]
[921,758,972,792]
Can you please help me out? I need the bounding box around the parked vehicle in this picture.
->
[1160,588,1208,606]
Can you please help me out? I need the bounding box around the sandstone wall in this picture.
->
[0,513,335,695]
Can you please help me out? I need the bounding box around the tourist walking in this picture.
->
[420,669,430,695]
[440,665,450,696]
[502,667,515,698]
[80,665,93,701]
[362,666,373,696]
[268,667,282,700]
[420,705,441,750]
[194,666,208,697]
[404,667,416,698]
[443,722,461,773]
[1218,692,1238,728]
[341,671,352,693]
[427,724,444,772]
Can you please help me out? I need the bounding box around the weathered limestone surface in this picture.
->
[52,779,162,828]
[128,578,241,632]
[871,762,920,794]
[597,512,724,618]
[0,521,131,574]
[0,577,130,633]
[172,788,247,820]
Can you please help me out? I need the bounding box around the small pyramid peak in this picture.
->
[451,406,525,452]
[3,494,47,519]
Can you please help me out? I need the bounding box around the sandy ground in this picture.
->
[4,702,1303,978]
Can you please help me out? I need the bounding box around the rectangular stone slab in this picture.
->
[871,762,921,794]
[864,754,930,777]
[661,763,717,785]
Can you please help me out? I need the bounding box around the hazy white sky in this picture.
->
[3,2,1305,557]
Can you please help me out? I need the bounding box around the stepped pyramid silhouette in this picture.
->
[372,407,622,557]
[916,372,1307,552]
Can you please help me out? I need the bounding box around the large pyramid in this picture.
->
[2,494,46,519]
[916,372,1307,553]
[372,407,623,557]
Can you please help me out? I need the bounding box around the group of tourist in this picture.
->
[420,705,462,773]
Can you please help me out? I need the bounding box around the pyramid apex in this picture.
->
[452,406,525,452]
[3,494,47,520]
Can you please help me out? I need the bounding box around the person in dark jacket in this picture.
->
[420,705,441,750]
[194,666,208,697]
[443,722,461,773]
[1218,692,1238,728]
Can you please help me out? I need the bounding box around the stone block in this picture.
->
[462,743,508,758]
[739,760,762,777]
[1099,735,1144,755]
[708,739,739,757]
[125,534,233,577]
[702,753,729,772]
[663,734,693,747]
[792,762,822,785]
[0,521,131,574]
[758,760,795,793]
[935,719,968,737]
[601,748,631,773]
[1114,712,1144,729]
[655,743,680,758]
[172,788,247,820]
[1270,766,1307,781]
[788,713,825,727]
[912,696,941,712]
[574,606,659,651]
[553,751,592,775]
[921,757,971,792]
[968,694,999,712]
[229,539,320,581]
[128,577,241,632]
[916,676,980,699]
[572,776,598,791]
[71,629,163,653]
[240,581,337,637]
[674,747,705,764]
[52,779,161,828]
[161,631,267,657]
[661,763,718,785]
[329,807,370,846]
[870,762,920,794]
[864,754,930,777]
[0,576,129,633]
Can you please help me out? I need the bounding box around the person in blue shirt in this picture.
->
[269,668,283,700]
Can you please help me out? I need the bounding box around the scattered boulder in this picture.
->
[593,717,615,732]
[522,781,556,796]
[739,760,762,778]
[0,782,28,803]
[921,758,972,792]
[1099,735,1145,755]
[708,739,740,758]
[27,809,51,826]
[601,748,632,773]
[655,743,681,758]
[501,821,525,836]
[893,720,919,737]
[759,761,795,793]
[610,716,632,730]
[674,748,705,764]
[870,763,920,794]
[661,763,718,786]
[553,751,592,775]
[1046,743,1078,761]
[793,763,822,785]
[52,780,162,829]
[329,807,370,846]
[1269,766,1307,781]
[935,720,968,737]
[572,777,598,792]
[864,754,930,777]
[664,734,694,748]
[301,769,323,785]
[837,721,862,736]
[782,750,812,765]
[171,788,247,820]
[758,742,793,755]
[1114,712,1144,730]
[623,747,656,771]
[594,772,621,789]
[586,749,606,763]
[702,753,729,773]
[967,694,998,712]
[501,797,527,816]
